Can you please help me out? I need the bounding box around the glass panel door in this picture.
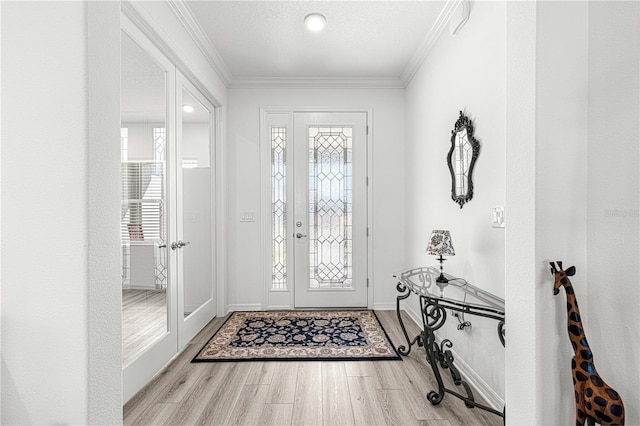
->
[121,22,177,403]
[293,112,368,308]
[177,73,217,348]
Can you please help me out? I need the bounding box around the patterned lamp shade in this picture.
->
[426,230,455,256]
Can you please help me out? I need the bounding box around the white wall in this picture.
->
[586,2,639,424]
[2,2,91,423]
[227,87,405,311]
[404,1,506,405]
[122,122,164,160]
[511,2,640,424]
[535,2,589,424]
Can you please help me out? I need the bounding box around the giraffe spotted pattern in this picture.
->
[551,261,625,426]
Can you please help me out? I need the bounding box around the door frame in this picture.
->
[260,107,374,310]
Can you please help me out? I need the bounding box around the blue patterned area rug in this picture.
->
[192,310,401,362]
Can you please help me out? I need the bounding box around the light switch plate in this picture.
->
[492,206,505,228]
[240,211,255,222]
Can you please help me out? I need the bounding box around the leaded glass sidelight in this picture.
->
[308,127,353,289]
[271,127,287,289]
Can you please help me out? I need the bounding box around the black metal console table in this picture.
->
[394,266,505,420]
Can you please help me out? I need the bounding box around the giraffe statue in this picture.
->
[550,261,625,426]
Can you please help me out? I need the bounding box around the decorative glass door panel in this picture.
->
[294,113,367,308]
[308,127,353,290]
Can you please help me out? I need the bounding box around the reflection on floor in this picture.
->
[122,289,167,364]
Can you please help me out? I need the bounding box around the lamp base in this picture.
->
[435,255,449,283]
[436,273,449,284]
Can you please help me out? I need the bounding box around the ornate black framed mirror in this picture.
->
[447,111,480,208]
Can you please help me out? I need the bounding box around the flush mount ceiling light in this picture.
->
[182,105,195,113]
[304,13,326,32]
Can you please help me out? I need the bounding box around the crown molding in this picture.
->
[165,0,232,86]
[228,76,405,90]
[163,0,460,90]
[400,0,462,86]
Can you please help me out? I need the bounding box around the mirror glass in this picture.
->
[447,112,479,208]
[453,128,472,198]
[121,32,169,364]
[181,88,213,318]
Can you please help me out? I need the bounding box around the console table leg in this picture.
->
[396,282,421,356]
[424,329,446,405]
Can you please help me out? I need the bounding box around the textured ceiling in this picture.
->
[185,1,445,79]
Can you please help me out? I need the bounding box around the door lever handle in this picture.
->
[171,240,191,250]
[296,233,307,239]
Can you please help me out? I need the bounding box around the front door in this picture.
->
[293,112,368,308]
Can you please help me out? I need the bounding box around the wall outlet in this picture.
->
[492,206,505,228]
[240,211,255,222]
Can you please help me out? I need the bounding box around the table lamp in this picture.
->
[426,230,455,283]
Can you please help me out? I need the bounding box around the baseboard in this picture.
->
[398,305,504,411]
[443,344,505,411]
[372,302,395,311]
[227,304,263,312]
[266,304,293,310]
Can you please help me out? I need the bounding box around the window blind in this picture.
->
[120,162,166,242]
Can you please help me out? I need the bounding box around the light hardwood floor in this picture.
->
[123,289,167,364]
[124,310,503,426]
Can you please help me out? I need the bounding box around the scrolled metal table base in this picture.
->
[420,296,505,421]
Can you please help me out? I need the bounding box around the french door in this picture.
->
[121,17,217,403]
[176,73,217,348]
[292,112,368,308]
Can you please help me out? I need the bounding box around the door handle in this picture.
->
[296,233,307,239]
[170,240,190,250]
[158,243,167,248]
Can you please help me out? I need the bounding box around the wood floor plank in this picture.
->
[377,360,408,390]
[422,420,453,426]
[245,361,277,385]
[322,362,355,426]
[165,363,244,425]
[224,384,271,426]
[191,315,228,345]
[260,404,294,426]
[122,289,168,364]
[377,389,425,426]
[123,402,177,426]
[347,375,387,426]
[150,344,210,404]
[197,363,253,426]
[123,342,198,421]
[266,362,298,404]
[291,362,323,426]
